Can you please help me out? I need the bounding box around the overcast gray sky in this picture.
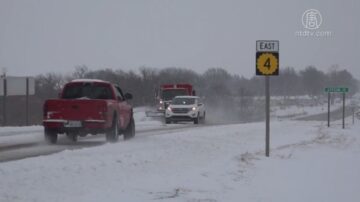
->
[0,0,359,79]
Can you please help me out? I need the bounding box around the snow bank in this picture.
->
[1,119,359,202]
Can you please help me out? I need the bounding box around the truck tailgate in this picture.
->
[44,99,108,121]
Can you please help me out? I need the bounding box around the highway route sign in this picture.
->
[256,40,279,76]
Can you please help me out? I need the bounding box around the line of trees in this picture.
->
[36,65,360,103]
[1,65,359,126]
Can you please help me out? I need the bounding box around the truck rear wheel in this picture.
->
[45,129,58,144]
[124,117,135,140]
[106,116,119,142]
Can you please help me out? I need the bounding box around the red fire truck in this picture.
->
[146,83,195,117]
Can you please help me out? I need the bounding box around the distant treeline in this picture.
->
[1,65,359,126]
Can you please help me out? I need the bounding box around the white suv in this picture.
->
[165,96,206,124]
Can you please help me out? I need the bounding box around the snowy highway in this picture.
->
[0,116,213,162]
[0,105,252,162]
[0,104,355,163]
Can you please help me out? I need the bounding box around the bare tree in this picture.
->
[300,66,326,97]
[72,65,89,79]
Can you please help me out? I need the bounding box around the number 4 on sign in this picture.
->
[264,58,271,69]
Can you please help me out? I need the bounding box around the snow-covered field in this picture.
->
[0,107,360,202]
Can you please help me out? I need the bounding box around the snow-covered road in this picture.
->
[0,107,210,162]
[0,123,215,162]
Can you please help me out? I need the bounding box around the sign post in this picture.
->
[265,76,270,156]
[325,87,348,129]
[256,40,279,157]
[26,77,29,125]
[327,92,330,127]
[342,92,345,129]
[2,78,7,126]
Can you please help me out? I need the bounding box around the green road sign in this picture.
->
[325,87,349,93]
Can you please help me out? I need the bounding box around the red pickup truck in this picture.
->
[43,79,135,144]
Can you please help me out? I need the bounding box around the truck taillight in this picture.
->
[99,105,107,118]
